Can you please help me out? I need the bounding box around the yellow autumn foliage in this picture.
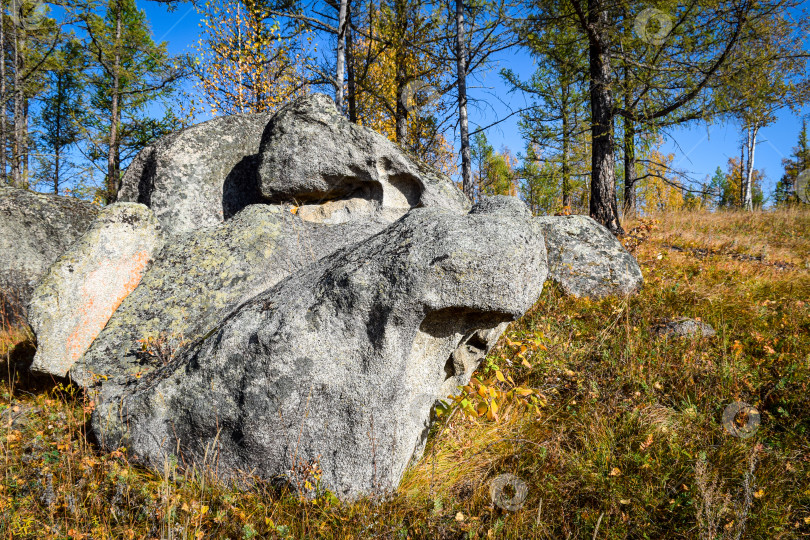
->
[190,0,314,116]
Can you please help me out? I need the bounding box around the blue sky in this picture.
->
[142,2,809,200]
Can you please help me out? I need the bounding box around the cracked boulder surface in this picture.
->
[536,214,643,298]
[0,186,99,327]
[92,196,547,500]
[257,93,470,223]
[28,203,164,377]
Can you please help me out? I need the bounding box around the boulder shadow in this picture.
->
[222,155,266,220]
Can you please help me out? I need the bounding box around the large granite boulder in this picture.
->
[536,214,643,298]
[72,205,390,391]
[0,187,99,327]
[28,204,164,377]
[258,93,470,222]
[117,112,274,235]
[118,94,470,235]
[92,197,547,500]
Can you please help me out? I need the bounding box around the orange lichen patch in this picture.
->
[64,250,151,368]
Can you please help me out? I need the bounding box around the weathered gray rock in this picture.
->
[72,204,390,390]
[653,318,716,338]
[28,204,164,377]
[0,187,99,327]
[92,197,547,500]
[117,112,274,235]
[119,94,470,235]
[258,94,470,222]
[536,214,643,298]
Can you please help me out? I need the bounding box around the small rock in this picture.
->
[652,318,716,338]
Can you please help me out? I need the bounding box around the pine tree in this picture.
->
[35,39,84,195]
[471,132,517,198]
[505,18,588,212]
[523,0,807,232]
[718,157,765,209]
[517,142,568,215]
[774,120,810,206]
[84,0,184,203]
[3,0,61,188]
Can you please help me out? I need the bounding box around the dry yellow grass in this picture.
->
[637,207,810,265]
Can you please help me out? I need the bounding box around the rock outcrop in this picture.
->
[258,94,469,223]
[28,204,164,377]
[117,112,274,235]
[7,90,648,502]
[536,214,643,298]
[92,197,547,499]
[72,205,390,390]
[0,186,99,327]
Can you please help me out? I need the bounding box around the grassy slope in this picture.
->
[1,208,808,539]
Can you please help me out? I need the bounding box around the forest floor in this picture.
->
[1,207,809,539]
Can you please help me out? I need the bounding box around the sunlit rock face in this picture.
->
[29,203,164,378]
[20,91,647,502]
[118,93,469,235]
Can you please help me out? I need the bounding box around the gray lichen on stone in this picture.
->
[118,112,275,235]
[73,204,390,391]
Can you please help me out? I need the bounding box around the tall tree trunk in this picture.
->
[739,136,745,207]
[561,86,571,208]
[11,22,24,189]
[393,0,408,145]
[106,0,122,203]
[22,91,28,181]
[586,0,622,233]
[346,5,357,123]
[54,73,63,194]
[622,58,636,218]
[394,51,407,144]
[54,147,60,195]
[623,116,636,217]
[455,0,472,200]
[743,124,758,211]
[335,0,348,113]
[0,14,6,185]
